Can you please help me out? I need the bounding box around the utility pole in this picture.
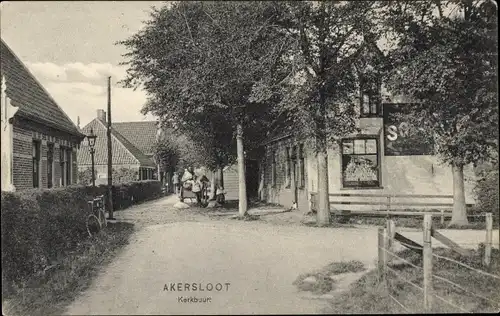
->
[107,76,115,220]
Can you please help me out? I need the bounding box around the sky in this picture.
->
[1,1,169,127]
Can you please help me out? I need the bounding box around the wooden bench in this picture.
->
[309,192,469,224]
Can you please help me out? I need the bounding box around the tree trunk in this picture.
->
[290,160,297,207]
[209,170,216,200]
[237,123,248,217]
[316,84,330,226]
[449,163,468,226]
[258,162,265,201]
[316,139,330,226]
[218,165,224,188]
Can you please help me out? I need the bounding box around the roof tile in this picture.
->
[112,121,159,156]
[78,119,156,168]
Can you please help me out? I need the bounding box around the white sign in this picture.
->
[386,122,411,141]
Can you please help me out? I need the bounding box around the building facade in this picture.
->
[77,110,158,184]
[259,104,477,213]
[258,41,477,213]
[1,40,84,191]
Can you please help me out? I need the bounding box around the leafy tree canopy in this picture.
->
[269,1,380,145]
[118,1,295,167]
[381,0,498,166]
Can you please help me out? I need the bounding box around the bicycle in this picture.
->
[86,195,107,237]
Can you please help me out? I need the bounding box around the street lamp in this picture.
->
[87,128,97,187]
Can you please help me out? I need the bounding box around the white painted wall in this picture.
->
[303,117,477,212]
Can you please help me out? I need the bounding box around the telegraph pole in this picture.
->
[107,76,115,220]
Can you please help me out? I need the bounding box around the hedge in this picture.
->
[81,180,163,210]
[474,163,499,218]
[1,180,162,294]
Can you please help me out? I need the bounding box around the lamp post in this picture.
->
[87,128,97,187]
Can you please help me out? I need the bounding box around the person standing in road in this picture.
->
[216,185,226,205]
[172,171,180,195]
[191,175,203,205]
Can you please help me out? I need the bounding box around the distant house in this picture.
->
[258,39,477,212]
[1,39,85,191]
[77,109,158,184]
[215,159,260,201]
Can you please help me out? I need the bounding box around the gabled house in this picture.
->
[258,39,477,212]
[1,39,85,191]
[77,110,158,184]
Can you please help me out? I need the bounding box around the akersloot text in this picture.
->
[164,282,231,292]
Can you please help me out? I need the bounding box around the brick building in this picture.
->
[77,110,158,184]
[1,39,85,191]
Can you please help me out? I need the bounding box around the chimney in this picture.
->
[77,116,80,129]
[97,109,106,123]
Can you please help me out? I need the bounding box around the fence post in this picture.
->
[440,210,445,226]
[386,196,391,216]
[423,214,433,312]
[386,219,395,250]
[378,227,385,283]
[484,213,493,267]
[383,226,390,289]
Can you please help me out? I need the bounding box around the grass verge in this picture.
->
[302,220,357,228]
[325,247,500,314]
[351,216,499,230]
[293,261,366,295]
[222,199,283,210]
[2,222,135,316]
[229,214,261,221]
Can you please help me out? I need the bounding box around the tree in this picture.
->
[78,167,137,185]
[118,1,294,217]
[381,0,498,226]
[112,168,137,184]
[152,132,180,175]
[155,126,228,199]
[274,1,378,226]
[166,113,237,186]
[77,168,96,185]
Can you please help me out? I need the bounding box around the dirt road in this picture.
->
[65,196,498,315]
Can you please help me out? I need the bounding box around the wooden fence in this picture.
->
[378,213,498,312]
[309,192,481,222]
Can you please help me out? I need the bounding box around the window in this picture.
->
[271,151,276,187]
[285,147,291,187]
[32,141,41,188]
[360,89,381,117]
[299,144,305,188]
[291,145,297,186]
[60,147,72,186]
[140,168,148,180]
[341,137,380,188]
[138,168,152,180]
[60,149,66,186]
[66,148,72,185]
[47,144,54,188]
